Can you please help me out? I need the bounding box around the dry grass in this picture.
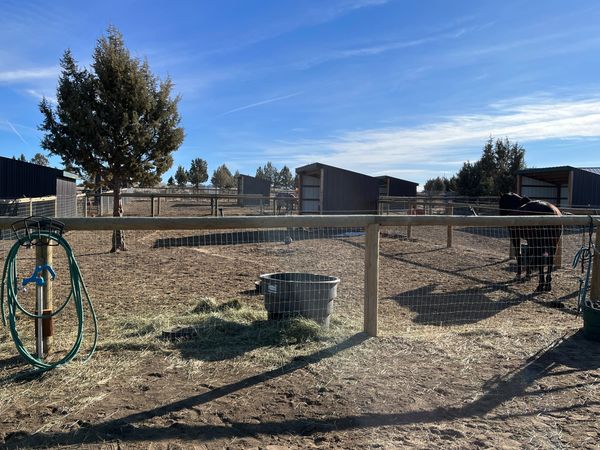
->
[0,224,598,448]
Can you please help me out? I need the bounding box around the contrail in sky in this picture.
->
[6,120,29,146]
[219,92,302,116]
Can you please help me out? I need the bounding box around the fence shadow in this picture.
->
[4,333,368,448]
[153,228,364,248]
[457,226,585,240]
[390,283,528,325]
[7,330,599,448]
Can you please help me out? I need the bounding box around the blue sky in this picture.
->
[1,0,600,187]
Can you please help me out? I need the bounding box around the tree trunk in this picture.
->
[110,184,127,252]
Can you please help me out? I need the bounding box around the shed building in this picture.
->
[237,174,271,206]
[296,162,380,214]
[517,166,600,208]
[0,156,78,216]
[377,175,418,197]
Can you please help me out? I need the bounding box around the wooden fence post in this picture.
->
[590,223,600,301]
[364,223,380,337]
[29,198,33,216]
[150,195,155,217]
[84,194,88,218]
[156,196,161,217]
[36,239,53,356]
[407,201,414,240]
[446,205,453,248]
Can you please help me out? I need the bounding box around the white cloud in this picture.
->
[25,89,57,104]
[255,95,600,176]
[0,66,58,82]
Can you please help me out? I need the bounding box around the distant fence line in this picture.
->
[1,213,598,338]
[92,191,293,216]
[379,196,600,216]
[0,194,85,218]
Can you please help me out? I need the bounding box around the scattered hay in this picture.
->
[191,297,242,314]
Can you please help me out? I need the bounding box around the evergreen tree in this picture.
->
[188,158,208,188]
[174,165,188,186]
[453,137,525,196]
[167,176,175,186]
[39,26,183,251]
[423,176,448,192]
[211,164,235,188]
[256,161,278,185]
[454,161,484,196]
[31,153,49,166]
[276,165,294,189]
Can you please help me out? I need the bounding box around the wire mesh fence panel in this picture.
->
[105,195,294,218]
[0,225,366,370]
[378,224,592,333]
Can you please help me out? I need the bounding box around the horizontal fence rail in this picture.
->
[1,214,598,338]
[1,214,598,231]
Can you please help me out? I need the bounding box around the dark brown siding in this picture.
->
[377,176,418,196]
[296,163,379,214]
[237,175,271,206]
[0,156,58,198]
[572,169,600,207]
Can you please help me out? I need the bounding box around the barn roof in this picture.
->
[580,167,600,175]
[517,166,600,184]
[295,162,374,179]
[0,155,78,180]
[375,175,419,186]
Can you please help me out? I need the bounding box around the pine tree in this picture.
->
[211,164,235,188]
[39,26,183,251]
[275,165,292,188]
[31,153,49,166]
[188,158,208,188]
[174,165,188,186]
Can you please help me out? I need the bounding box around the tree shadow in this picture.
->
[389,283,530,325]
[153,228,364,248]
[7,330,599,448]
[4,333,368,448]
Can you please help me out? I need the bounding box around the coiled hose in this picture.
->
[1,230,98,371]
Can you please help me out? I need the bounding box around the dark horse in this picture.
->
[499,193,562,292]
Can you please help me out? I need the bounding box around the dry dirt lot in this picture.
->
[0,222,599,449]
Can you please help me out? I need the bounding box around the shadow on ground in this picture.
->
[390,283,529,325]
[153,228,364,248]
[457,225,587,240]
[5,330,599,448]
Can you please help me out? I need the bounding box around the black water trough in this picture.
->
[259,272,340,328]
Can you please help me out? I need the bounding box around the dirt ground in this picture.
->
[0,221,599,449]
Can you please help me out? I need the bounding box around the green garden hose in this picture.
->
[1,230,98,371]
